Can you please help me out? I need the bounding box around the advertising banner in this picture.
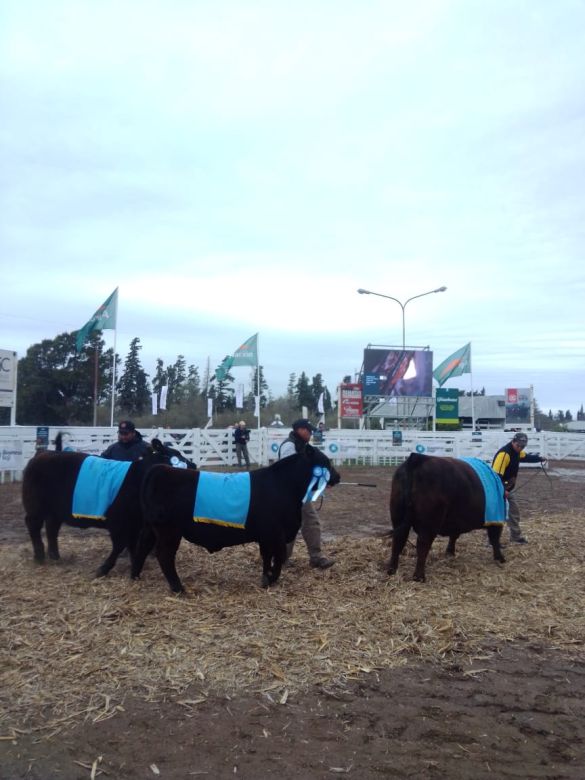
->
[339,383,363,418]
[505,387,531,424]
[435,388,459,425]
[363,349,433,399]
[0,349,17,408]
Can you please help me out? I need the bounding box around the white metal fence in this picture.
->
[2,426,585,483]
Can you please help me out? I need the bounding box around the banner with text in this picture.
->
[339,383,363,418]
[435,388,459,425]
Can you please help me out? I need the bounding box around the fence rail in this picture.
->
[2,426,585,483]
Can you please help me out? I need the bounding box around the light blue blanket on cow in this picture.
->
[72,456,132,520]
[193,471,251,528]
[461,457,506,525]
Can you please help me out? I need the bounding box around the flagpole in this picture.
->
[93,345,99,426]
[469,343,475,430]
[110,288,119,427]
[256,333,260,429]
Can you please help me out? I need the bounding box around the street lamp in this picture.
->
[357,286,447,349]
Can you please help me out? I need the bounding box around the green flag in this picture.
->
[433,342,471,387]
[214,355,234,382]
[75,288,118,352]
[231,333,258,367]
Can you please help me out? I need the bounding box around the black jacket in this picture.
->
[101,431,150,462]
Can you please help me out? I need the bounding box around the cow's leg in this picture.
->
[25,514,46,563]
[44,517,61,561]
[95,532,128,578]
[445,534,459,556]
[386,524,410,575]
[260,536,286,587]
[413,534,435,582]
[154,527,185,594]
[131,526,157,580]
[488,525,506,564]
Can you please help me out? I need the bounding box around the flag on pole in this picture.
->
[317,392,325,414]
[75,288,118,352]
[159,385,168,411]
[235,383,244,409]
[433,342,471,387]
[212,333,258,382]
[231,333,258,367]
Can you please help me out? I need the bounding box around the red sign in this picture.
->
[339,383,363,418]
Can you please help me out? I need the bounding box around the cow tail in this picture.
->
[54,432,63,452]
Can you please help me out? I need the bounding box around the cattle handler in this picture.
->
[278,418,336,569]
[491,432,546,544]
[101,420,150,462]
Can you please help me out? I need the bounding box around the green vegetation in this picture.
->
[12,332,338,428]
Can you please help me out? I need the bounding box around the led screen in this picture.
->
[363,349,433,399]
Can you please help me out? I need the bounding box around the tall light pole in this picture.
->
[357,286,447,350]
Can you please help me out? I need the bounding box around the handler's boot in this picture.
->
[310,556,335,569]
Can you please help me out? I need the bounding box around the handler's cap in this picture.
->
[238,420,246,426]
[292,418,315,432]
[118,420,136,433]
[512,432,528,445]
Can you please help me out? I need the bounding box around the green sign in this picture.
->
[435,388,459,425]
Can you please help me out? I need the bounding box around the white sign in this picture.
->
[0,441,23,469]
[0,350,17,409]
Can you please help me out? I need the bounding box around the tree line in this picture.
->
[9,332,335,428]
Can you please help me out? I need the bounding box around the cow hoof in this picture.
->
[413,574,426,582]
[386,566,397,576]
[95,567,108,578]
[496,555,506,564]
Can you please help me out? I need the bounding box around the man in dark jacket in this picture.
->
[234,421,251,469]
[101,420,150,461]
[492,432,546,544]
[278,418,335,569]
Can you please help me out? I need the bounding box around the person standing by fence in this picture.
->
[234,421,251,469]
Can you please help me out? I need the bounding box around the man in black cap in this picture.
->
[101,420,150,461]
[278,418,335,569]
[492,432,546,543]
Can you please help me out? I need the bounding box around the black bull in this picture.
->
[386,453,505,582]
[22,438,196,577]
[132,446,341,593]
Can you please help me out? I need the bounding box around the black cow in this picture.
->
[132,446,341,593]
[386,453,506,582]
[22,435,196,577]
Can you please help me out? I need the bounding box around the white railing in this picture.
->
[2,426,585,483]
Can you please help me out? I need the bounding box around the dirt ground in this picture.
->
[1,460,585,779]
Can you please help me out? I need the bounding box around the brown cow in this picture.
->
[386,453,506,582]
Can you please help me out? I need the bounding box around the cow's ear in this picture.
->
[151,438,164,453]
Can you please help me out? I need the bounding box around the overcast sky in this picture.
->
[2,0,584,415]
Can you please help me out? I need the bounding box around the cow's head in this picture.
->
[305,443,341,488]
[149,438,197,470]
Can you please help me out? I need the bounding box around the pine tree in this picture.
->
[117,338,150,416]
[287,373,297,398]
[185,364,201,402]
[250,365,270,408]
[171,355,188,405]
[295,372,313,412]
